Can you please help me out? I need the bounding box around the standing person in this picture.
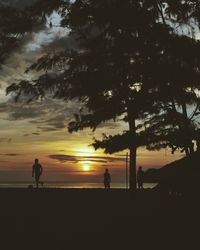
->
[137,166,144,190]
[104,169,111,189]
[32,159,43,188]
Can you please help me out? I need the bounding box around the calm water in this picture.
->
[0,182,157,189]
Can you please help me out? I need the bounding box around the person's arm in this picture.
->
[109,174,111,182]
[40,165,43,175]
[32,165,34,177]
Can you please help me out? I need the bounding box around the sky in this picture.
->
[0,0,182,183]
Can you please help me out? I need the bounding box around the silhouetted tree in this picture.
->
[7,0,200,190]
[154,0,200,156]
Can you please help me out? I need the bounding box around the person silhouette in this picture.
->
[137,166,144,190]
[104,169,111,189]
[32,159,43,188]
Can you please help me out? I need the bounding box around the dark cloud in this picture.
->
[23,132,40,136]
[97,121,121,130]
[0,103,8,113]
[32,132,40,135]
[1,96,121,135]
[37,126,60,132]
[48,154,124,164]
[44,114,66,129]
[86,155,124,162]
[115,153,128,157]
[8,105,47,120]
[5,153,19,156]
[0,153,19,156]
[2,98,77,132]
[49,154,78,163]
[0,0,37,9]
[0,138,12,143]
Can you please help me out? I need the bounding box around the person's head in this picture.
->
[139,166,142,170]
[105,168,109,173]
[35,158,39,164]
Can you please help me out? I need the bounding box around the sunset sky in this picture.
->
[0,0,182,183]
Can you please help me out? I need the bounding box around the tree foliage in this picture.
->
[0,4,39,68]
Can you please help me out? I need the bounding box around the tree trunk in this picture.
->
[128,112,137,192]
[181,101,191,157]
[129,144,137,191]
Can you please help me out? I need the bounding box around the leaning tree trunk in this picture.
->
[128,112,137,192]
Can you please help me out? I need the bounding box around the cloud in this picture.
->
[23,132,40,136]
[48,154,125,164]
[49,154,78,163]
[32,132,40,136]
[0,0,37,9]
[44,114,67,129]
[0,10,66,91]
[0,5,121,137]
[1,97,78,132]
[0,153,19,156]
[0,138,12,143]
[37,126,59,132]
[10,98,81,132]
[0,103,8,113]
[5,153,19,156]
[8,105,47,120]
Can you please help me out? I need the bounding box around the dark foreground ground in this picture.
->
[0,188,199,249]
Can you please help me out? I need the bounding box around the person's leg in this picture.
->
[35,179,38,188]
[35,176,39,188]
[38,176,43,186]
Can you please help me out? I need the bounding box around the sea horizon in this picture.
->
[0,181,157,189]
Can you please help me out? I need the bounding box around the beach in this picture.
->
[0,188,199,249]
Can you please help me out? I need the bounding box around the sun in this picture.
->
[82,164,90,171]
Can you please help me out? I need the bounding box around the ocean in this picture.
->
[0,182,157,189]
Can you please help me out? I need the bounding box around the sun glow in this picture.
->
[82,164,90,171]
[73,146,98,157]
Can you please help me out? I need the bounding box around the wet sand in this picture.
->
[0,188,199,249]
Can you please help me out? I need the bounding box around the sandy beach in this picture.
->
[0,188,199,249]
